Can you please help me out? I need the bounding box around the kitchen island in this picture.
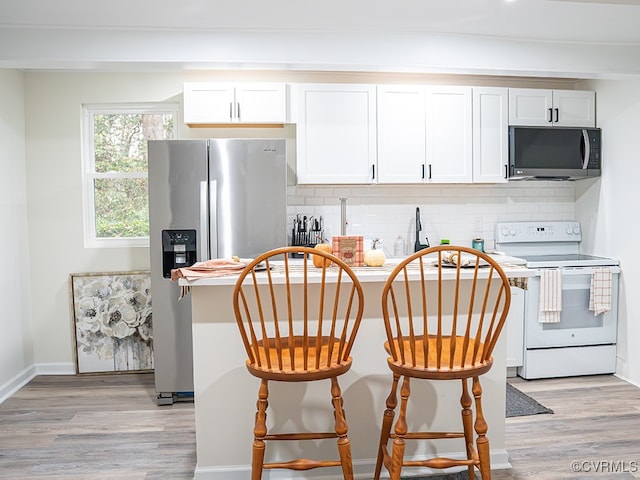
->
[181,257,533,480]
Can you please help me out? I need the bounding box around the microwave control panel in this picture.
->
[587,130,601,168]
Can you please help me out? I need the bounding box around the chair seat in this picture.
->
[384,336,494,380]
[246,336,353,381]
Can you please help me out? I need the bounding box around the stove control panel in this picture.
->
[495,221,581,244]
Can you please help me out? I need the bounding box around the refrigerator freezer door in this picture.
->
[208,139,287,259]
[148,139,208,401]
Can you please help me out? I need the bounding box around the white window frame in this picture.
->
[81,103,179,248]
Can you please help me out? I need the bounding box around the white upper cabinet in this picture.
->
[552,90,596,127]
[183,82,286,124]
[424,86,473,183]
[508,88,596,127]
[473,87,509,183]
[290,83,377,184]
[376,85,426,183]
[378,85,501,185]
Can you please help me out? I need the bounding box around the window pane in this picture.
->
[93,113,174,173]
[94,178,149,238]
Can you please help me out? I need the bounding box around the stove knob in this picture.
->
[566,225,573,235]
[573,225,580,235]
[509,227,516,236]
[500,226,509,237]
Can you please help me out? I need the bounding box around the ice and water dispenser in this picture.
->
[162,229,197,278]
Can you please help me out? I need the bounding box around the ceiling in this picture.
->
[2,0,640,78]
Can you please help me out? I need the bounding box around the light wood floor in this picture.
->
[0,373,195,480]
[494,374,640,480]
[1,373,639,479]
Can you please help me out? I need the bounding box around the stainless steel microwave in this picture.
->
[508,126,601,180]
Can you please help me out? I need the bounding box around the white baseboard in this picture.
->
[0,362,76,404]
[193,449,511,479]
[614,373,640,390]
[0,365,37,404]
[34,362,76,375]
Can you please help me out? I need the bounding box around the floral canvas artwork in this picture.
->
[71,271,153,374]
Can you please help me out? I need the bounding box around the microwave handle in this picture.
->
[581,129,591,169]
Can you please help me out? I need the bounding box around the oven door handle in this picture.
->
[533,266,620,276]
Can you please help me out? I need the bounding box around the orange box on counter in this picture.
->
[331,236,364,267]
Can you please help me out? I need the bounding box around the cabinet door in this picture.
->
[376,85,426,183]
[184,82,235,124]
[425,86,472,183]
[291,84,377,184]
[473,87,509,183]
[553,90,596,127]
[509,88,596,127]
[235,84,286,123]
[508,88,553,126]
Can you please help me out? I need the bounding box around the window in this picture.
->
[82,104,178,247]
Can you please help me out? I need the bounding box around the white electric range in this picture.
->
[496,221,620,379]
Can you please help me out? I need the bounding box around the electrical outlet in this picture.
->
[473,216,483,233]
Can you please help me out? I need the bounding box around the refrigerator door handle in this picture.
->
[208,180,218,259]
[200,181,210,261]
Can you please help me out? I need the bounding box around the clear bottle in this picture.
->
[394,235,405,257]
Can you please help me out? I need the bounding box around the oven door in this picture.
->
[524,267,619,348]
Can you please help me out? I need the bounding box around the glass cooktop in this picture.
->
[522,254,619,268]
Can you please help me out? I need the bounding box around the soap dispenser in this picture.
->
[394,236,405,256]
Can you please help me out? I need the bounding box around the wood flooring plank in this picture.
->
[0,373,195,480]
[1,373,640,479]
[492,375,640,480]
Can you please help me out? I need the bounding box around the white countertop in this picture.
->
[178,253,532,287]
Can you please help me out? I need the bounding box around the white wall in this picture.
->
[18,70,582,377]
[575,79,640,386]
[0,69,35,401]
[23,73,184,369]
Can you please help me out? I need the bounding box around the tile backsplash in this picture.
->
[287,182,576,256]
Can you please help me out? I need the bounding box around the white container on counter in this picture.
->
[394,236,405,256]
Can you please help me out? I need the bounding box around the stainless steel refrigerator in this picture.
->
[148,138,287,405]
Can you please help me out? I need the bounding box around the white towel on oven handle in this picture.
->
[539,268,562,323]
[589,267,612,316]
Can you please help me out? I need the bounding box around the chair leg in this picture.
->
[374,373,400,480]
[251,379,269,480]
[473,376,491,480]
[330,377,354,480]
[389,375,410,480]
[460,378,476,480]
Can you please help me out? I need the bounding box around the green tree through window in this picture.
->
[83,105,177,246]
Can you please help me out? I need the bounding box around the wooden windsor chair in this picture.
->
[232,246,365,480]
[373,245,511,480]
